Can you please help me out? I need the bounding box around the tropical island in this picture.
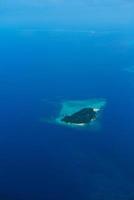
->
[41,98,106,129]
[55,98,106,128]
[61,107,97,126]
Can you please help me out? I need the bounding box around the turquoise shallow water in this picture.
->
[0,29,134,199]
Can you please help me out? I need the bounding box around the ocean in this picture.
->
[0,28,134,199]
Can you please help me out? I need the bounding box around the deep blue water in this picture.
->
[0,28,134,199]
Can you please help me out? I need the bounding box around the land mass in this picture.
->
[61,107,96,125]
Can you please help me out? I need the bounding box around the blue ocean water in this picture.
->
[0,28,134,200]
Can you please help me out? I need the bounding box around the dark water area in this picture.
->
[0,28,134,199]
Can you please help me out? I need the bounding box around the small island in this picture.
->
[55,98,106,128]
[41,98,106,130]
[61,107,96,126]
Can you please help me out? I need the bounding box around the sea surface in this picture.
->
[0,28,134,200]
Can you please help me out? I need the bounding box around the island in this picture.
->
[61,107,96,126]
[41,98,106,129]
[55,98,106,129]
